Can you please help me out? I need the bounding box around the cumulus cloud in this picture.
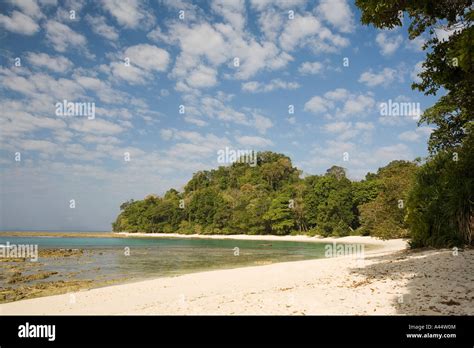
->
[124,44,170,72]
[304,89,375,118]
[101,0,154,29]
[358,67,399,87]
[322,121,375,141]
[411,61,425,83]
[69,118,124,135]
[0,11,39,35]
[376,32,403,56]
[26,52,73,73]
[211,0,246,31]
[85,15,119,41]
[164,20,292,90]
[44,20,90,55]
[236,135,274,147]
[298,61,324,75]
[398,126,433,142]
[279,14,349,53]
[242,79,300,93]
[316,0,354,33]
[107,44,170,85]
[249,0,306,11]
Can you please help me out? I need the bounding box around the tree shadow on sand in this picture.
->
[348,247,474,315]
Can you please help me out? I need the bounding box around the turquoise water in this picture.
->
[0,235,334,288]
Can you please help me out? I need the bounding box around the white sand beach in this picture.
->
[0,235,472,315]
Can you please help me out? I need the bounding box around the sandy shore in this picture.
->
[114,231,401,243]
[0,235,472,315]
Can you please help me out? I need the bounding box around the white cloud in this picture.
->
[324,88,349,101]
[398,126,433,142]
[410,61,425,83]
[69,119,124,135]
[8,0,43,19]
[257,8,283,41]
[26,52,73,73]
[44,20,89,54]
[104,43,172,86]
[305,89,375,118]
[160,129,174,141]
[20,139,59,154]
[74,75,125,104]
[304,96,333,114]
[279,15,321,51]
[0,10,39,35]
[101,0,154,29]
[124,44,170,72]
[211,0,246,31]
[376,32,403,56]
[252,113,273,134]
[322,121,374,140]
[279,14,349,53]
[242,78,300,93]
[109,62,147,85]
[82,134,120,145]
[405,35,426,52]
[161,16,293,90]
[233,41,293,80]
[316,0,354,33]
[358,67,398,87]
[249,0,306,11]
[298,61,323,75]
[0,67,85,101]
[0,102,66,137]
[434,27,458,42]
[85,15,119,41]
[166,131,231,160]
[236,135,273,147]
[187,65,218,88]
[342,94,375,115]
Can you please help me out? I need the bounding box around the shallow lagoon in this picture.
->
[0,234,334,289]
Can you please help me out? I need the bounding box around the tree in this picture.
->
[263,193,295,235]
[358,161,418,239]
[187,188,223,226]
[326,165,347,180]
[314,174,355,237]
[303,175,323,229]
[407,130,474,247]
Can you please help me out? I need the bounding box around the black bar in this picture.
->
[0,315,472,347]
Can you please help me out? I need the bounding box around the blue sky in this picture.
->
[0,0,443,231]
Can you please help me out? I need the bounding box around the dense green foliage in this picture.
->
[358,161,418,239]
[407,130,474,247]
[356,0,473,247]
[113,152,417,238]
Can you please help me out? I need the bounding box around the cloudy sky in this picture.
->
[0,0,439,231]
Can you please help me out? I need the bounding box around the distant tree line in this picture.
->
[113,152,419,240]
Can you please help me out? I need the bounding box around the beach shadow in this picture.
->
[348,247,474,315]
